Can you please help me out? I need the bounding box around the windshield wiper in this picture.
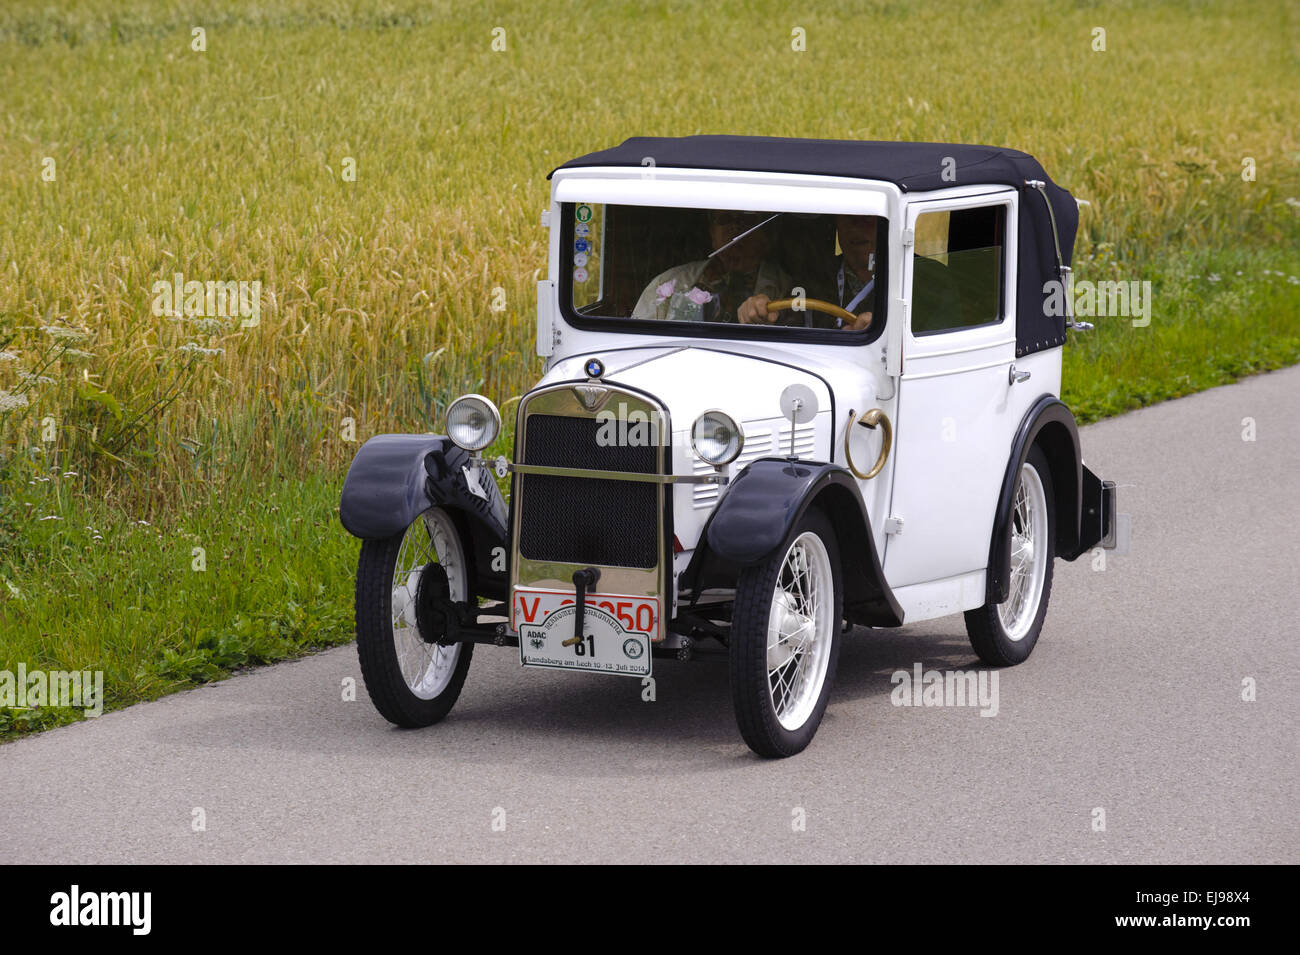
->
[706,212,784,259]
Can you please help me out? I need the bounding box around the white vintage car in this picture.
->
[340,136,1117,757]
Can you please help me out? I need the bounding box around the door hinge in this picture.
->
[884,516,904,535]
[540,210,551,229]
[900,228,915,249]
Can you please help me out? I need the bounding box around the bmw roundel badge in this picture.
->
[584,357,604,379]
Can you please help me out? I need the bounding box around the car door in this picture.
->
[882,190,1018,591]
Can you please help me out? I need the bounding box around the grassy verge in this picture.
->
[0,471,354,739]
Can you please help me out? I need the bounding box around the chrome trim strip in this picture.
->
[901,356,1011,381]
[509,463,725,485]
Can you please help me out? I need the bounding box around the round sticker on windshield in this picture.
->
[574,238,590,253]
[575,222,590,237]
[573,252,589,267]
[573,267,589,283]
[575,205,593,222]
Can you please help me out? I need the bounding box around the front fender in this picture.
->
[686,458,904,628]
[339,434,507,545]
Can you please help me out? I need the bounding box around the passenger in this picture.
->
[632,209,789,323]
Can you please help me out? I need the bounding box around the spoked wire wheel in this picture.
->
[998,462,1049,642]
[730,509,843,758]
[766,532,836,730]
[965,444,1056,666]
[355,507,474,727]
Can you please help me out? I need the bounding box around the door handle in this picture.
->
[1008,364,1031,385]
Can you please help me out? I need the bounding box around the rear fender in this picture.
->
[987,397,1081,604]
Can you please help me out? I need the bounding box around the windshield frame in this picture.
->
[556,202,888,346]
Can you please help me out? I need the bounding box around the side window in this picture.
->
[911,205,1006,335]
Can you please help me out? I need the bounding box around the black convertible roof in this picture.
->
[554,135,1053,193]
[553,136,1079,358]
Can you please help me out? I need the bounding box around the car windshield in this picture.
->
[564,203,888,335]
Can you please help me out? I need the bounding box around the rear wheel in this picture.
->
[729,508,843,758]
[355,507,474,727]
[965,445,1055,666]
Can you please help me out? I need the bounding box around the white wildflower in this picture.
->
[1207,273,1221,283]
[170,316,231,334]
[18,372,55,384]
[40,326,90,341]
[0,351,19,362]
[178,342,225,356]
[0,390,29,412]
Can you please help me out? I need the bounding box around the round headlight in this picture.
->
[446,394,501,452]
[691,410,743,467]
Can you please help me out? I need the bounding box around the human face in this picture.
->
[837,215,878,275]
[708,210,769,273]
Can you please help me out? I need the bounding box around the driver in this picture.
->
[737,214,881,330]
[632,209,789,323]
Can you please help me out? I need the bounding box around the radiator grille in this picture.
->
[518,413,659,568]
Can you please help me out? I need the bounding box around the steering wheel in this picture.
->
[766,297,867,329]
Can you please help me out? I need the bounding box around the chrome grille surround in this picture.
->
[510,382,671,637]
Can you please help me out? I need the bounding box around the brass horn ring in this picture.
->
[844,408,892,480]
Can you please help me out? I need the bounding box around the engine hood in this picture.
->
[536,345,832,435]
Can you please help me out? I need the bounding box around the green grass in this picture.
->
[1,0,1298,737]
[0,471,353,738]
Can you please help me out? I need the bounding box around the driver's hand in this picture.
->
[738,294,775,325]
[846,311,872,331]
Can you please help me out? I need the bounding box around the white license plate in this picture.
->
[514,588,657,678]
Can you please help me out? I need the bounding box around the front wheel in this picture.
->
[729,508,843,758]
[355,507,474,727]
[964,444,1056,666]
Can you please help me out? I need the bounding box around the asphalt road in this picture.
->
[3,367,1297,864]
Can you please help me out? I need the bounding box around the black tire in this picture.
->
[729,508,844,758]
[964,444,1056,666]
[355,508,474,728]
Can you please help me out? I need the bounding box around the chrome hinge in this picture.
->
[900,227,915,249]
[540,210,551,229]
